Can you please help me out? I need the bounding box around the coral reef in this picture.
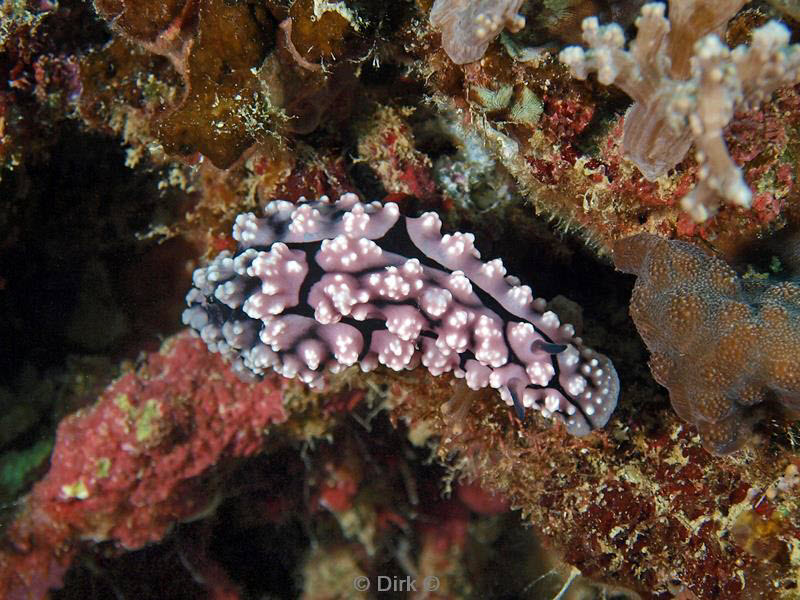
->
[420,1,800,256]
[1,2,92,175]
[0,332,639,600]
[3,324,798,598]
[391,362,800,600]
[152,0,274,168]
[93,0,278,168]
[2,0,800,598]
[356,106,439,203]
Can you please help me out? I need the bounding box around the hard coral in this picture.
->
[614,232,800,454]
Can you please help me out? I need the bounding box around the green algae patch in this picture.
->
[114,393,164,445]
[0,438,53,501]
[135,399,162,444]
[61,479,89,500]
[95,457,112,479]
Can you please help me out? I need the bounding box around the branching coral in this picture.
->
[614,232,800,454]
[559,1,800,222]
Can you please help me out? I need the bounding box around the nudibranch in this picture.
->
[183,194,619,435]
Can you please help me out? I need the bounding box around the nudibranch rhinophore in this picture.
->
[183,194,619,435]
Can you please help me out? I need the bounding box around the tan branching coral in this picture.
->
[614,233,800,454]
[429,0,526,64]
[560,1,800,222]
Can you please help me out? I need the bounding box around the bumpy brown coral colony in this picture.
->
[615,233,800,454]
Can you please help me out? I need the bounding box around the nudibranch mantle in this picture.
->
[183,193,619,435]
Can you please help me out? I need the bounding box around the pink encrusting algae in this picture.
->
[0,333,286,598]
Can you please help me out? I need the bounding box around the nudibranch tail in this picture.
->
[183,193,619,435]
